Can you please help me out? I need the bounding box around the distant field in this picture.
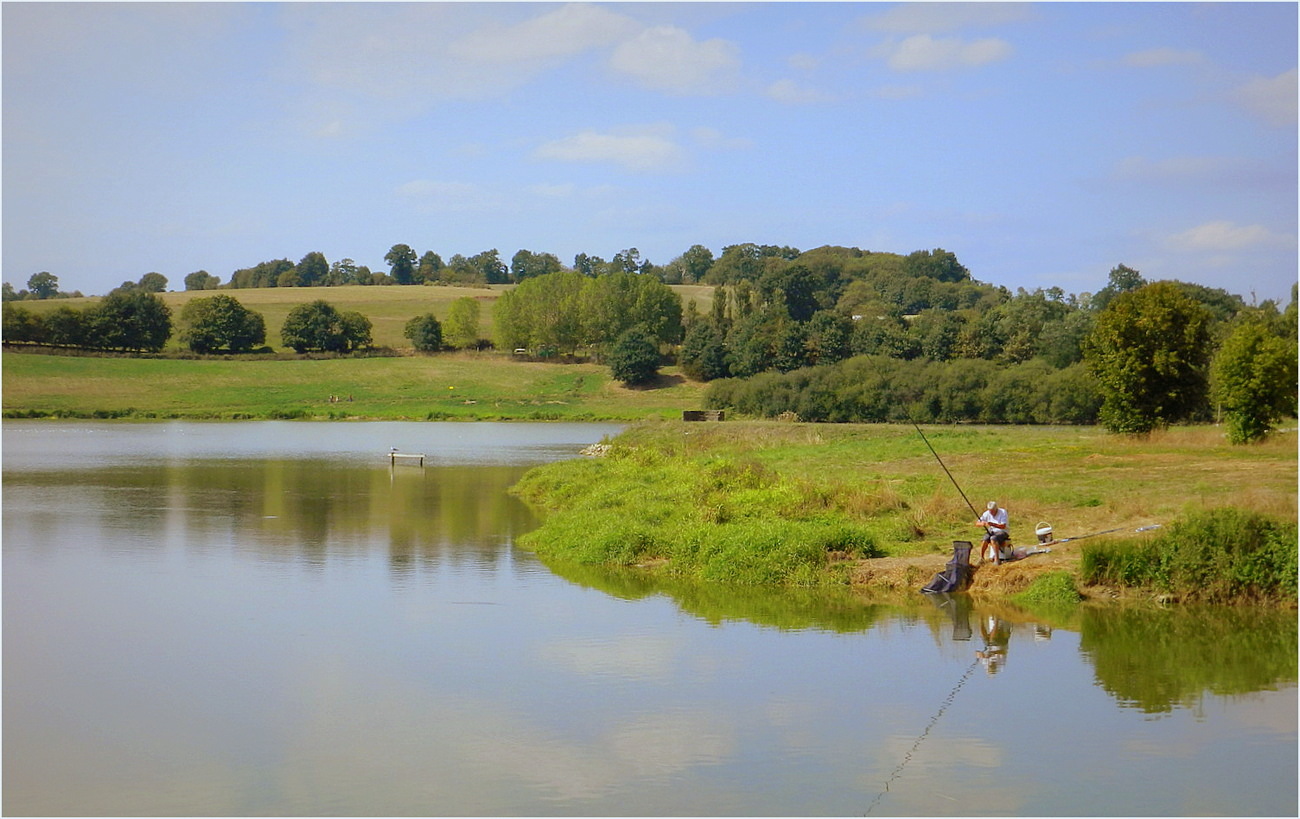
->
[1,350,710,421]
[16,283,716,352]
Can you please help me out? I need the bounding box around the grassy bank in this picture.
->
[511,419,1297,600]
[2,351,707,421]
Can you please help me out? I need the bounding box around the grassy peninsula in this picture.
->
[512,420,1297,604]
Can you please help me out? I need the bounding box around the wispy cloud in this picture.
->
[878,34,1013,72]
[1231,69,1298,127]
[534,126,686,172]
[1164,220,1282,252]
[765,78,836,105]
[608,26,741,94]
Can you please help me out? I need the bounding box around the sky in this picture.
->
[3,2,1297,303]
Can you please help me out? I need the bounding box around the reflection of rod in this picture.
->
[866,657,981,815]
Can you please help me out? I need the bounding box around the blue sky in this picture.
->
[4,2,1296,303]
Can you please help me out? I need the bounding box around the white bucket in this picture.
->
[1035,522,1054,543]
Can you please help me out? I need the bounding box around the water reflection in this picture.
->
[4,422,1296,817]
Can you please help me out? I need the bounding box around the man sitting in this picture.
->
[977,501,1010,564]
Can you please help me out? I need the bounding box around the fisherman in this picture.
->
[977,500,1010,564]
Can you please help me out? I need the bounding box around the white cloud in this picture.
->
[1232,69,1298,127]
[608,26,741,94]
[690,127,753,151]
[863,3,1034,34]
[1122,47,1204,68]
[534,127,686,172]
[882,34,1012,72]
[1164,221,1280,252]
[766,78,836,105]
[449,4,640,64]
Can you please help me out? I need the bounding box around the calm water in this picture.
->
[3,421,1295,817]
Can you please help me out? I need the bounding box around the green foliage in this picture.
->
[280,300,372,353]
[403,313,443,352]
[1012,571,1082,609]
[3,304,45,343]
[89,290,172,352]
[179,294,267,354]
[512,447,882,586]
[184,270,221,291]
[607,326,660,385]
[137,272,168,293]
[1084,281,1214,434]
[27,271,60,299]
[705,355,1101,424]
[1080,509,1298,603]
[384,244,417,285]
[1211,318,1298,443]
[494,270,682,354]
[679,320,730,380]
[443,297,481,349]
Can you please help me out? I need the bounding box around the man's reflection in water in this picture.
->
[977,614,1011,674]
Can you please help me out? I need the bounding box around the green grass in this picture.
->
[511,419,1297,594]
[2,351,708,421]
[511,444,882,585]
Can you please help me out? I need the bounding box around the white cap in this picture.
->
[987,501,998,509]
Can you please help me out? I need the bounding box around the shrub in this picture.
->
[1081,509,1297,603]
[403,314,442,352]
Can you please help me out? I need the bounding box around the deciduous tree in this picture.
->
[179,294,266,354]
[1083,282,1213,434]
[1211,319,1298,443]
[404,314,443,352]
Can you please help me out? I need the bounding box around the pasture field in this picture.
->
[1,351,708,421]
[15,283,716,351]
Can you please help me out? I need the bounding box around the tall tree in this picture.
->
[88,290,172,352]
[281,300,370,353]
[137,272,168,293]
[385,244,418,285]
[403,314,442,352]
[679,244,715,283]
[444,297,481,349]
[1083,282,1213,434]
[417,251,444,283]
[1211,319,1298,443]
[296,252,329,287]
[27,271,59,299]
[179,294,266,353]
[184,270,220,291]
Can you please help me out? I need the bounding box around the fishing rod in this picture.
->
[909,419,980,520]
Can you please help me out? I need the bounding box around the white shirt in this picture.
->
[980,507,1008,531]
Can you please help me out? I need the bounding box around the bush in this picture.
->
[403,313,442,352]
[607,325,660,385]
[1080,509,1297,603]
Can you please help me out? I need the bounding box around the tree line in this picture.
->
[5,241,1295,441]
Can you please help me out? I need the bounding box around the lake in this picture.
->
[3,421,1295,816]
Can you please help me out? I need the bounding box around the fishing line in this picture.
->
[909,420,980,520]
[864,656,982,816]
[858,353,981,519]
